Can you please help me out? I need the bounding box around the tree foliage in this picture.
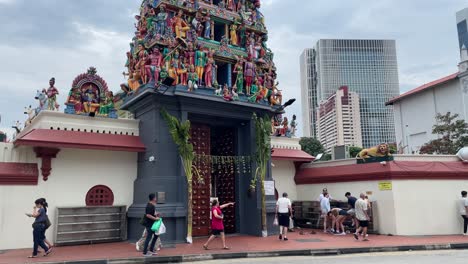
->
[160,108,195,243]
[251,113,271,234]
[299,137,325,157]
[349,146,363,158]
[420,112,468,155]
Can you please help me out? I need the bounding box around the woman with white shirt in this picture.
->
[276,192,292,241]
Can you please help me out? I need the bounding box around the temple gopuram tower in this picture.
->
[121,0,284,243]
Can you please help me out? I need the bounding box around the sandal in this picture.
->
[28,255,37,258]
[203,245,208,250]
[223,247,230,250]
[44,249,52,256]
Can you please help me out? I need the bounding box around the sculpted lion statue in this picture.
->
[357,143,391,159]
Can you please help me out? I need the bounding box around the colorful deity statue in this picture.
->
[185,42,196,66]
[204,57,215,88]
[211,59,218,87]
[46,78,60,111]
[98,91,115,116]
[195,46,207,86]
[191,11,203,37]
[155,4,168,36]
[223,84,233,101]
[168,49,180,85]
[173,10,190,39]
[179,57,189,85]
[159,66,168,84]
[290,115,297,137]
[227,0,237,11]
[238,22,247,47]
[230,24,238,46]
[145,47,162,84]
[234,57,244,93]
[244,56,255,95]
[203,13,211,39]
[136,43,149,84]
[188,65,198,91]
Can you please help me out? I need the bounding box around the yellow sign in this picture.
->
[378,181,392,191]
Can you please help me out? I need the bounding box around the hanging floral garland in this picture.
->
[194,154,252,175]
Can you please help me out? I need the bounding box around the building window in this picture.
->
[85,185,114,206]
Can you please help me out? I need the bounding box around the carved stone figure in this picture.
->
[203,13,212,39]
[145,47,162,84]
[234,57,244,94]
[290,115,297,137]
[46,78,60,111]
[188,65,199,91]
[244,57,255,95]
[155,5,168,36]
[230,24,238,46]
[195,46,207,86]
[173,10,190,39]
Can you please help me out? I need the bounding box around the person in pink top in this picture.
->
[203,200,235,250]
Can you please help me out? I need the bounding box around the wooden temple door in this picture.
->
[211,128,236,234]
[190,123,211,237]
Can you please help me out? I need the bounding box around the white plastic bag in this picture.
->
[273,217,278,226]
[157,222,166,235]
[289,217,294,229]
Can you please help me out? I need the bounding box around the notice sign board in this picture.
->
[264,181,275,196]
[378,181,392,191]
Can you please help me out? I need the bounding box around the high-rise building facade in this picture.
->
[300,49,318,138]
[301,39,399,147]
[457,8,468,50]
[317,86,362,153]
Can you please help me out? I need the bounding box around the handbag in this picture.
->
[44,215,52,229]
[151,218,163,232]
[273,216,278,226]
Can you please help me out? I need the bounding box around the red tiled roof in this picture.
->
[271,148,315,162]
[0,162,38,185]
[15,129,145,152]
[295,160,468,184]
[386,73,459,105]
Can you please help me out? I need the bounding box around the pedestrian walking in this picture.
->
[38,198,54,250]
[203,200,235,250]
[276,192,292,241]
[141,193,160,256]
[26,199,52,258]
[459,190,468,235]
[335,209,350,235]
[320,192,331,233]
[354,193,370,241]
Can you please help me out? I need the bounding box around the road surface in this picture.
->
[186,250,468,264]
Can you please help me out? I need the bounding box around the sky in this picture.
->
[0,0,466,138]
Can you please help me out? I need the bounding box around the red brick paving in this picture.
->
[1,231,468,264]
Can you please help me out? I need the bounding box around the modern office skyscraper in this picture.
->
[300,49,318,138]
[301,39,400,148]
[457,8,468,51]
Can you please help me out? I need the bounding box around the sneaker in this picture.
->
[353,233,359,240]
[143,253,153,257]
[283,237,288,241]
[463,233,468,236]
[148,251,158,255]
[339,232,346,236]
[279,234,282,240]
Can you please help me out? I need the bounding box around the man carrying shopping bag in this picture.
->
[141,193,160,257]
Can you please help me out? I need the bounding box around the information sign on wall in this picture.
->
[378,181,392,191]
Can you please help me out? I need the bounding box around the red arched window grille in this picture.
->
[85,185,114,206]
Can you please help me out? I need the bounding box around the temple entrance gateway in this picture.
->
[191,123,237,237]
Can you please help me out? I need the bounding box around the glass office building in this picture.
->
[301,39,399,147]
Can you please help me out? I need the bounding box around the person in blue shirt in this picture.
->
[26,199,52,258]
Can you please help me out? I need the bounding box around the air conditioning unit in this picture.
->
[332,145,350,160]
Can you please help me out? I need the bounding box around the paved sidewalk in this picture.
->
[1,231,468,264]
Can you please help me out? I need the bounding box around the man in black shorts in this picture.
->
[353,193,369,241]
